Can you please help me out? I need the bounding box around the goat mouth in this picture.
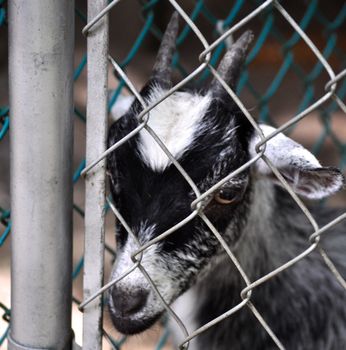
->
[109,310,162,335]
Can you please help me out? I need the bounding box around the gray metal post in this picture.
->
[8,1,74,349]
[82,1,108,350]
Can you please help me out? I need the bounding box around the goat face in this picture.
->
[107,85,254,334]
[106,13,344,335]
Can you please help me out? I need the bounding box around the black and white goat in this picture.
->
[107,13,346,350]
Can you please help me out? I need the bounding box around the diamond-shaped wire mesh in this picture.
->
[80,0,346,349]
[1,0,346,349]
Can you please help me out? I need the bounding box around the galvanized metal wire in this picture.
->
[80,1,346,349]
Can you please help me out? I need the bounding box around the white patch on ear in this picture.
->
[138,86,211,171]
[249,124,321,173]
[249,124,345,199]
[109,95,135,122]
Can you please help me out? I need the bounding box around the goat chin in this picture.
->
[108,308,162,336]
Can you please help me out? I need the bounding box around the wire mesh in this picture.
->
[1,0,346,349]
[80,0,346,349]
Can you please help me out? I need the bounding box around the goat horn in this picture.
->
[210,30,254,97]
[151,12,179,88]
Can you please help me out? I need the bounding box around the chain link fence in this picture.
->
[80,0,346,349]
[1,0,346,349]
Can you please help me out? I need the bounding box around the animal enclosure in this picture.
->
[1,0,346,349]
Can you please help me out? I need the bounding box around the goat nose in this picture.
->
[111,286,149,316]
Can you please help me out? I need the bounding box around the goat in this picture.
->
[106,12,346,350]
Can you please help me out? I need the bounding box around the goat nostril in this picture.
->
[111,287,149,316]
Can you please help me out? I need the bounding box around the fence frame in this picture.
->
[8,1,75,349]
[82,1,108,349]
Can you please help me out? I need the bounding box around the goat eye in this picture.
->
[214,189,238,204]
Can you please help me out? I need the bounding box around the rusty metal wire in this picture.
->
[80,1,346,349]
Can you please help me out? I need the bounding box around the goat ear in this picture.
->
[249,124,345,199]
[109,95,135,122]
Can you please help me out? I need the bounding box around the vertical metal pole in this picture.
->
[8,1,74,349]
[83,1,108,349]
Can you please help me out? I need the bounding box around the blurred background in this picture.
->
[0,0,345,348]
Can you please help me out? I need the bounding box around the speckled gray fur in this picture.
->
[191,179,346,350]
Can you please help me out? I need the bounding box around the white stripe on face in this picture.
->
[138,87,211,171]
